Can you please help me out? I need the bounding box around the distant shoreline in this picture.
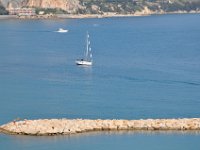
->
[57,11,200,19]
[0,15,17,19]
[0,11,200,20]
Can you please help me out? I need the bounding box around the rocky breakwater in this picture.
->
[0,118,200,136]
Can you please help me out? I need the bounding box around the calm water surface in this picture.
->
[0,14,200,149]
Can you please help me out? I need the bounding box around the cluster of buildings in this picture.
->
[6,0,36,16]
[8,8,36,16]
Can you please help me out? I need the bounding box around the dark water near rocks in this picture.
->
[0,14,200,149]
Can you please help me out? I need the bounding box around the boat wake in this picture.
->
[102,74,200,86]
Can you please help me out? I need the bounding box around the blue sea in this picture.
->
[0,14,200,149]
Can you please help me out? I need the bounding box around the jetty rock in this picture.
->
[1,118,200,136]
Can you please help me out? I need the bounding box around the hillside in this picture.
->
[77,0,200,14]
[1,0,200,15]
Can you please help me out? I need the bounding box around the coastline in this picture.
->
[0,11,200,20]
[0,15,17,19]
[57,11,200,19]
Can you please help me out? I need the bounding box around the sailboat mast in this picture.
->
[85,32,89,60]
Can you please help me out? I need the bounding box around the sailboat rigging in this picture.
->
[76,32,93,66]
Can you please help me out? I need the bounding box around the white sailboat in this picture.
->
[76,32,93,66]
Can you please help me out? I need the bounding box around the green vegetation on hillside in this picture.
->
[76,0,200,14]
[35,8,67,15]
[78,0,141,14]
[0,5,8,15]
[160,1,200,12]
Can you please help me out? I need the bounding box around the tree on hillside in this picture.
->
[0,4,8,15]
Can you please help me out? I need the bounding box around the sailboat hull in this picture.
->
[76,60,92,66]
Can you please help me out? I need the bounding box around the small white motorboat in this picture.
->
[56,28,68,33]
